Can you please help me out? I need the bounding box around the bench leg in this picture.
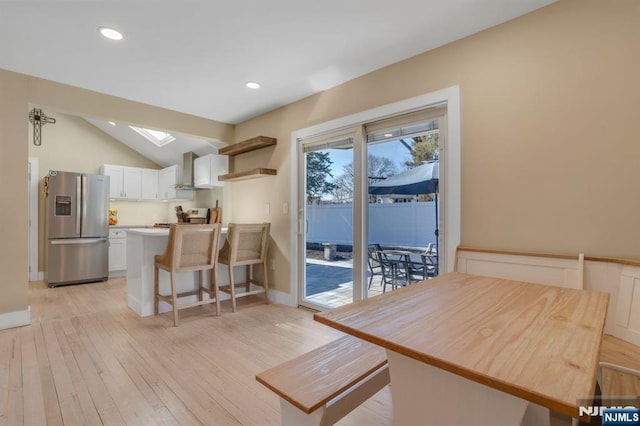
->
[280,399,325,426]
[279,364,390,426]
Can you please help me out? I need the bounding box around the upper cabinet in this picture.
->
[101,164,192,201]
[141,169,159,200]
[158,165,193,201]
[194,154,228,188]
[101,165,142,200]
[218,136,277,182]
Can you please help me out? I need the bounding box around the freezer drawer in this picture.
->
[47,238,109,287]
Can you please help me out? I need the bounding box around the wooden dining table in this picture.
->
[314,272,609,425]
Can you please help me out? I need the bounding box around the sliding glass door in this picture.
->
[366,113,443,296]
[297,108,447,309]
[298,133,362,310]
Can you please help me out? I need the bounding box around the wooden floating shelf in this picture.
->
[218,168,277,182]
[219,136,277,156]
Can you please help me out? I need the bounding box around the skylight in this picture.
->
[129,126,176,147]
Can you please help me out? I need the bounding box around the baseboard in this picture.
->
[109,270,126,279]
[0,306,31,330]
[268,287,295,306]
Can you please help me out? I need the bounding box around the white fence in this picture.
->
[307,201,438,248]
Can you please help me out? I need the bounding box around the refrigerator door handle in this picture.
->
[51,238,108,245]
[81,175,88,236]
[76,175,82,235]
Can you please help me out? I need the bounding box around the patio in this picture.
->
[305,257,385,308]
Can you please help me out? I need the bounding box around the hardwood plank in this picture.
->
[32,323,64,425]
[72,314,168,425]
[96,308,241,425]
[20,325,47,426]
[0,327,11,424]
[53,320,103,425]
[41,321,90,425]
[58,317,126,425]
[13,279,393,425]
[7,329,23,425]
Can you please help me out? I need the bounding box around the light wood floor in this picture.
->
[2,279,639,425]
[0,278,392,425]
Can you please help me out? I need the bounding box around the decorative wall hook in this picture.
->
[28,108,57,146]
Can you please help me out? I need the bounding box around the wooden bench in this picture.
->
[256,335,389,426]
[598,334,640,397]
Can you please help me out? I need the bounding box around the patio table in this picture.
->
[314,272,609,425]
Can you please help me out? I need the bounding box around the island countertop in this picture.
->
[126,227,228,236]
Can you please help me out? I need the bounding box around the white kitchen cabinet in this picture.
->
[194,154,228,188]
[123,167,142,199]
[108,228,127,274]
[141,169,159,200]
[101,165,142,200]
[102,165,125,199]
[158,165,193,201]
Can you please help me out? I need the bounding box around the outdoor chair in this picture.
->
[367,244,383,288]
[377,251,413,292]
[404,253,437,282]
[154,223,222,326]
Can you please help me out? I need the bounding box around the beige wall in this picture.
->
[0,68,233,318]
[232,0,640,294]
[0,71,29,314]
[3,0,639,316]
[28,111,165,271]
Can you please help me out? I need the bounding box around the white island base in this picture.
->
[126,228,245,317]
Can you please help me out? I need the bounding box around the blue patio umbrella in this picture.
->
[368,160,439,264]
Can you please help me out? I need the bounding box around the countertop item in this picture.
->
[314,272,609,424]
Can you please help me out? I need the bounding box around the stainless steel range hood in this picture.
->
[176,151,198,190]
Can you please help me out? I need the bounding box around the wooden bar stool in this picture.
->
[218,223,270,312]
[154,223,221,326]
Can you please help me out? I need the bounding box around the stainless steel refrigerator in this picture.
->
[46,171,110,287]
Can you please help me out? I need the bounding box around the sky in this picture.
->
[326,139,413,179]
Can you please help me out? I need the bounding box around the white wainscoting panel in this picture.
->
[456,250,583,290]
[612,265,640,346]
[583,260,622,335]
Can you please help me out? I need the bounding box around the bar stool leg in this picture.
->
[262,259,270,303]
[228,265,237,313]
[211,265,220,316]
[170,271,179,326]
[246,264,251,293]
[154,266,160,315]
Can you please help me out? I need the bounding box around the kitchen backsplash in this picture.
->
[109,187,223,226]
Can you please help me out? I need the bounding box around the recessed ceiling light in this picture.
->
[108,121,116,126]
[245,81,261,89]
[98,26,123,41]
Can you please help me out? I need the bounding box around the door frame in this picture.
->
[290,86,461,307]
[28,157,40,281]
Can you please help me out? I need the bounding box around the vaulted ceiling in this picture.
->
[0,1,556,125]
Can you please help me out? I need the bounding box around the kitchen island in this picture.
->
[126,227,241,317]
